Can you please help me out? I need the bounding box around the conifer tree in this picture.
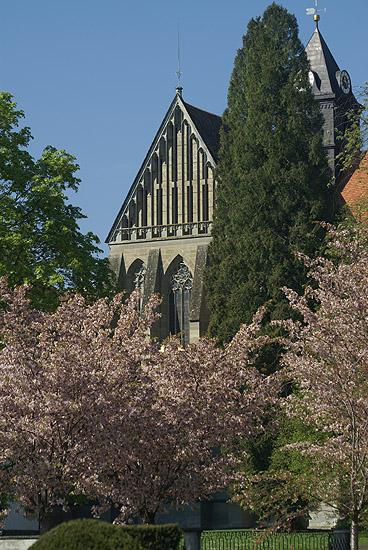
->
[205,3,333,344]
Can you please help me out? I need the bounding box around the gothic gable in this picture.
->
[107,90,222,244]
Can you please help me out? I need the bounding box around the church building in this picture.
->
[3,21,364,538]
[106,23,359,350]
[106,90,221,345]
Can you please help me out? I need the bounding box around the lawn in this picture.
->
[359,532,368,548]
[196,528,368,550]
[201,530,331,550]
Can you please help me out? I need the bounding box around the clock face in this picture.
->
[340,70,351,94]
[308,71,315,88]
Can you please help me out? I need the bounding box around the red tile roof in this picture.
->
[340,152,368,220]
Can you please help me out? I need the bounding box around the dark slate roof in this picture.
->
[305,28,341,96]
[184,101,222,162]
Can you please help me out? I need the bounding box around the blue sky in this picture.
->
[1,0,367,255]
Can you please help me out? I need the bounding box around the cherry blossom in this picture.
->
[0,278,276,530]
[278,227,368,549]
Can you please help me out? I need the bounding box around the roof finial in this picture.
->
[176,23,182,96]
[306,0,326,29]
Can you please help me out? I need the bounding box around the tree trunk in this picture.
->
[39,509,54,535]
[141,510,156,524]
[351,517,359,550]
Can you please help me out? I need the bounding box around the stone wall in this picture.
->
[0,538,38,550]
[109,234,211,343]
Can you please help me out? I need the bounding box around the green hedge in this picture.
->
[29,519,143,550]
[119,523,183,550]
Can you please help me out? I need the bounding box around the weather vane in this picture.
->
[306,0,327,28]
[176,23,182,92]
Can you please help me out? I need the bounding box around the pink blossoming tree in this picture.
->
[277,227,368,549]
[0,279,160,533]
[0,278,276,531]
[95,307,277,524]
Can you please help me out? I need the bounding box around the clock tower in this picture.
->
[305,27,359,187]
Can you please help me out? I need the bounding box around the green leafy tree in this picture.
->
[235,227,368,544]
[235,416,321,531]
[337,83,368,176]
[0,92,116,309]
[205,3,333,344]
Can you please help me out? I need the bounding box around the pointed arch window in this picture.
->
[169,262,193,347]
[132,263,146,311]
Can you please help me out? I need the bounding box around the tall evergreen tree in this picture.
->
[205,3,333,344]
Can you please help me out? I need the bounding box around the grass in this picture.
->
[359,532,368,547]
[201,530,332,550]
[197,529,368,550]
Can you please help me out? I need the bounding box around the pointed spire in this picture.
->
[305,28,341,95]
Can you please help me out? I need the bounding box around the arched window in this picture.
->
[132,263,146,311]
[169,262,193,347]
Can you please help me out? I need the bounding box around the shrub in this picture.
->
[29,518,143,550]
[119,523,183,550]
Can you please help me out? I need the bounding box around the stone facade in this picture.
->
[109,235,211,343]
[107,88,221,344]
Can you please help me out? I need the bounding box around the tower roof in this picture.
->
[305,28,342,96]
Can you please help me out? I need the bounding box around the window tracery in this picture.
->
[169,262,193,347]
[132,263,146,311]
